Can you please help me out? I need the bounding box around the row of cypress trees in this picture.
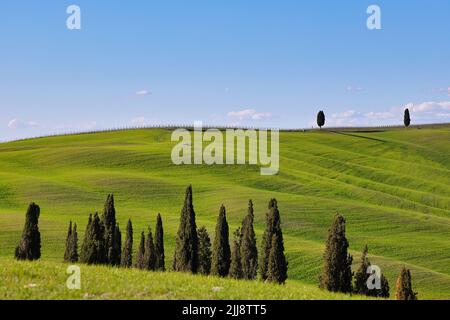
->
[63,195,165,271]
[173,186,288,284]
[14,194,416,298]
[319,213,418,299]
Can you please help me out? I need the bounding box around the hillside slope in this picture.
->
[0,125,449,299]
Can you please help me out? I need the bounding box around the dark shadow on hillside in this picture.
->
[329,131,387,143]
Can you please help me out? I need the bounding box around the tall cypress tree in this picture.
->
[212,205,231,277]
[15,203,41,261]
[154,214,165,271]
[80,214,92,263]
[135,231,146,269]
[64,221,73,262]
[404,108,411,127]
[396,267,417,300]
[143,227,156,271]
[259,199,284,281]
[354,245,370,295]
[114,224,122,265]
[102,194,121,266]
[230,228,243,279]
[267,233,288,284]
[80,213,106,265]
[121,219,133,268]
[319,213,353,293]
[241,200,258,280]
[317,110,326,129]
[197,226,212,275]
[173,185,198,273]
[69,223,79,263]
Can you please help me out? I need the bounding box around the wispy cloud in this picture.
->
[135,89,150,96]
[7,119,39,129]
[325,100,450,127]
[345,85,363,92]
[432,87,450,96]
[227,109,272,121]
[130,117,157,126]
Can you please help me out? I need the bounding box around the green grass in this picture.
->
[0,257,362,300]
[0,125,449,299]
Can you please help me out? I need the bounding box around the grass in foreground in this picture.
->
[0,258,367,300]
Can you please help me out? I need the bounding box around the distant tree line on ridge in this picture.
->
[14,186,417,299]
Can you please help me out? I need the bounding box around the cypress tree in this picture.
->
[114,224,121,265]
[80,214,92,263]
[135,232,146,269]
[354,245,390,298]
[259,199,285,281]
[64,221,73,262]
[230,228,243,279]
[354,245,370,295]
[211,205,231,277]
[317,110,326,129]
[173,185,198,273]
[377,274,390,299]
[319,213,353,293]
[267,233,288,284]
[69,223,79,263]
[143,227,156,271]
[121,219,133,268]
[102,194,121,266]
[241,200,258,280]
[15,203,41,261]
[404,108,411,127]
[154,213,165,271]
[395,267,417,300]
[80,213,106,265]
[197,226,212,275]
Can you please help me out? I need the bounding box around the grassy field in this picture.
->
[0,125,449,299]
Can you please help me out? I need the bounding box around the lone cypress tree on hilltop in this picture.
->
[404,108,411,127]
[80,213,106,265]
[241,200,258,280]
[121,219,133,268]
[230,228,243,279]
[135,231,146,269]
[143,227,156,271]
[212,205,231,277]
[173,185,198,273]
[260,199,285,281]
[317,110,326,129]
[267,233,288,284]
[320,213,353,293]
[154,214,165,271]
[197,226,212,275]
[15,203,41,261]
[102,194,121,266]
[396,267,417,300]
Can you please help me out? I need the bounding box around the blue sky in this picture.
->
[1,0,450,140]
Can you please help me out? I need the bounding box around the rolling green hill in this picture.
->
[0,125,449,299]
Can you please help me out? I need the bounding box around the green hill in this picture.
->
[0,125,449,299]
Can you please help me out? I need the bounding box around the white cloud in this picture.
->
[136,89,150,96]
[227,109,272,121]
[325,100,450,127]
[54,121,97,131]
[346,86,363,92]
[433,87,450,96]
[404,101,450,113]
[130,117,157,126]
[7,119,39,129]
